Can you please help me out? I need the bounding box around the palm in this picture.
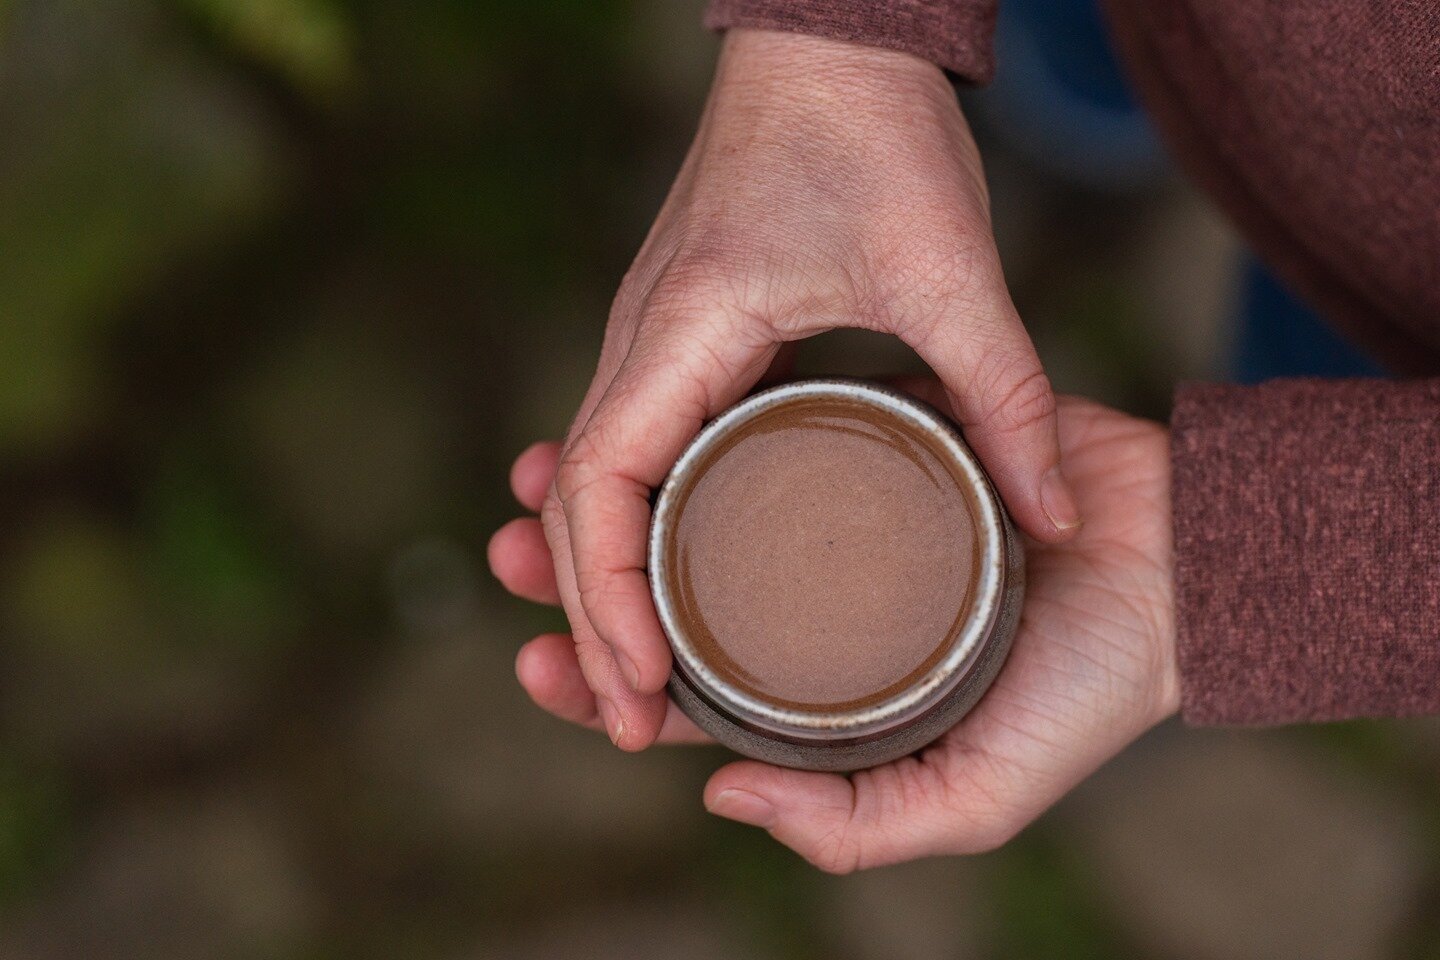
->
[888,397,1176,855]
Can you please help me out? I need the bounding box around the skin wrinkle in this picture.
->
[927,738,1010,815]
[977,691,1086,761]
[1004,653,1107,724]
[592,353,712,460]
[820,774,878,873]
[563,418,696,668]
[763,247,890,339]
[859,766,940,861]
[1033,591,1163,697]
[811,823,864,875]
[891,227,987,296]
[924,742,1030,852]
[665,236,850,340]
[1040,594,1154,667]
[664,331,752,414]
[898,760,986,843]
[840,765,915,869]
[974,368,1059,441]
[869,240,987,339]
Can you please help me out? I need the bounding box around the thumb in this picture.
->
[703,757,1003,874]
[704,763,869,874]
[901,276,1079,543]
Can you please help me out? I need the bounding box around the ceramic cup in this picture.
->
[647,379,1024,771]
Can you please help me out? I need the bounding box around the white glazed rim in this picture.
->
[647,379,1007,742]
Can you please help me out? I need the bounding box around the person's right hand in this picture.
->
[535,28,1080,752]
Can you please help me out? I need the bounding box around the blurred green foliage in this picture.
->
[0,757,70,908]
[988,828,1132,960]
[172,0,357,100]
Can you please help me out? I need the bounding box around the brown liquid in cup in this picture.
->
[665,396,980,713]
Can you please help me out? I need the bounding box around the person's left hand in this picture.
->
[489,383,1179,871]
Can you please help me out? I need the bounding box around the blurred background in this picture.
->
[0,0,1436,957]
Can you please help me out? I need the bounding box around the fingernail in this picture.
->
[706,788,776,828]
[597,697,627,747]
[1040,466,1082,532]
[616,651,642,692]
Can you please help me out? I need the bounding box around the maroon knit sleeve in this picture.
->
[1172,378,1440,725]
[704,0,998,84]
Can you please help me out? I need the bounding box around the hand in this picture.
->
[539,28,1080,751]
[489,384,1179,872]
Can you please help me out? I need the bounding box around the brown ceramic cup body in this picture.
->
[647,379,1024,772]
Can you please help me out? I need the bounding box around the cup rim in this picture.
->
[646,378,1008,742]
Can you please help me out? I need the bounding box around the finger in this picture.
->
[510,441,562,512]
[487,518,561,605]
[900,268,1080,544]
[541,492,669,750]
[516,633,714,743]
[704,762,860,872]
[704,747,1014,873]
[557,321,779,699]
[516,632,600,726]
[656,703,714,743]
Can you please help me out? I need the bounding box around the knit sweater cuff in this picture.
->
[704,0,998,84]
[1171,378,1440,725]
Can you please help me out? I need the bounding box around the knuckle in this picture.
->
[649,241,748,312]
[644,272,715,322]
[977,363,1056,439]
[571,632,613,675]
[575,569,616,615]
[630,263,756,352]
[665,243,734,288]
[553,435,601,507]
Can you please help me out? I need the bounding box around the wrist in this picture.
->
[716,28,953,115]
